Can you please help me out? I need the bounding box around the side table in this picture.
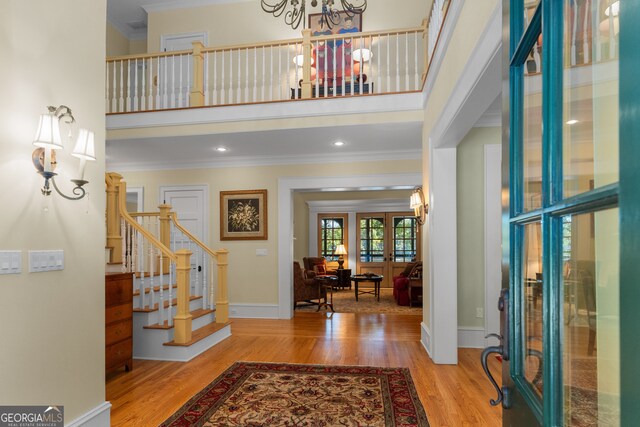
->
[336,269,352,289]
[316,276,337,312]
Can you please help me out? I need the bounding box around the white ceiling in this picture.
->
[106,122,423,171]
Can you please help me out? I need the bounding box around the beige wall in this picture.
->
[456,127,500,328]
[120,159,419,306]
[146,0,428,52]
[293,189,413,262]
[0,0,106,421]
[107,21,130,56]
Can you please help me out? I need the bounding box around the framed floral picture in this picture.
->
[220,189,268,240]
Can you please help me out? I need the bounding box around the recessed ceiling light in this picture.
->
[566,119,579,125]
[215,147,228,152]
[333,141,345,147]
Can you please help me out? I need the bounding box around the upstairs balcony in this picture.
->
[106,0,451,115]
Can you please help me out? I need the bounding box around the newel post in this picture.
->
[174,248,193,344]
[301,29,313,99]
[105,172,123,263]
[421,17,429,83]
[190,41,205,107]
[158,204,172,272]
[215,249,229,323]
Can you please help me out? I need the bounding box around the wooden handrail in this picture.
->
[107,49,193,62]
[129,212,160,217]
[170,212,221,260]
[117,183,177,263]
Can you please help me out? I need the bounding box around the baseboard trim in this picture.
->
[458,326,486,348]
[66,402,111,427]
[229,303,279,319]
[420,322,432,358]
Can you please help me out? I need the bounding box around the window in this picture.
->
[393,216,417,262]
[359,216,385,262]
[318,214,348,261]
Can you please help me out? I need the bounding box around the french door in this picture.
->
[356,212,420,288]
[497,0,640,425]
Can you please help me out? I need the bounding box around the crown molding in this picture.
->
[142,0,253,14]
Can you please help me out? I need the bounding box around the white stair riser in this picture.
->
[133,324,231,362]
[132,297,206,326]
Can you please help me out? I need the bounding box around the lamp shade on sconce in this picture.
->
[33,113,63,150]
[71,129,96,160]
[410,191,422,209]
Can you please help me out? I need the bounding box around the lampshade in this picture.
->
[334,244,347,255]
[352,48,372,63]
[33,113,63,150]
[293,54,314,67]
[605,0,619,17]
[71,129,96,160]
[410,191,422,209]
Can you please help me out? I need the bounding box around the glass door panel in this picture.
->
[562,208,620,426]
[357,214,388,286]
[523,221,544,397]
[562,0,620,198]
[524,41,543,212]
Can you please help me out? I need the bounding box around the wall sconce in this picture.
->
[334,244,347,269]
[32,105,95,200]
[410,186,428,225]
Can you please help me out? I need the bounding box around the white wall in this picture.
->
[0,0,107,423]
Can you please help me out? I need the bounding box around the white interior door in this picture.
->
[159,32,207,108]
[160,185,208,285]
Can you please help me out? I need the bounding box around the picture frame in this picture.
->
[308,11,362,36]
[220,189,268,240]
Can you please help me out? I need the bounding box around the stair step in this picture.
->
[133,295,202,313]
[163,321,231,347]
[133,283,177,297]
[134,271,168,278]
[143,308,215,330]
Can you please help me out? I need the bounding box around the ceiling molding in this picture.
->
[142,0,252,14]
[107,149,422,172]
[307,198,410,213]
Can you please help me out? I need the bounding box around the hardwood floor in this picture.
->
[107,313,502,426]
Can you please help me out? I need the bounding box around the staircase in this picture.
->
[105,173,230,362]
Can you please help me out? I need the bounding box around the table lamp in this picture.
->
[334,244,347,270]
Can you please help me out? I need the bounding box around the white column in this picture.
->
[428,144,458,364]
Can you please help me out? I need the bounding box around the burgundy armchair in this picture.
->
[393,261,422,306]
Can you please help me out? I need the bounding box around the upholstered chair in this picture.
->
[393,261,422,306]
[293,261,327,309]
[302,257,338,279]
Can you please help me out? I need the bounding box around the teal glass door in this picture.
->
[501,0,639,425]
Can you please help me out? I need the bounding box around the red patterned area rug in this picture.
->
[160,362,430,427]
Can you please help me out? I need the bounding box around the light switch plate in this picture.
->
[256,249,268,256]
[0,251,22,275]
[29,250,64,273]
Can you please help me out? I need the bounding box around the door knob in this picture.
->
[480,288,511,409]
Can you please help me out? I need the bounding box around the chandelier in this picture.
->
[261,0,367,30]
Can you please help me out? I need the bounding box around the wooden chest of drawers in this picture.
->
[106,272,133,374]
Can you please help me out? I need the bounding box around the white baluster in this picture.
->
[229,49,234,103]
[204,52,210,105]
[287,45,291,97]
[170,55,176,108]
[414,31,419,90]
[261,47,266,101]
[139,234,145,309]
[377,36,381,94]
[156,56,161,109]
[341,38,346,96]
[119,60,124,112]
[213,52,218,105]
[270,45,274,101]
[159,250,164,325]
[396,34,400,92]
[322,40,327,97]
[178,54,183,107]
[186,53,191,107]
[141,59,146,111]
[168,260,174,326]
[245,48,250,103]
[134,58,139,111]
[350,38,355,96]
[105,63,110,112]
[315,40,320,98]
[149,246,155,310]
[254,47,258,102]
[359,36,364,95]
[112,62,117,112]
[121,219,126,273]
[148,57,153,110]
[608,4,616,59]
[295,44,300,98]
[131,227,136,275]
[278,46,283,100]
[221,50,226,104]
[126,59,131,112]
[237,48,242,104]
[163,55,168,108]
[202,252,207,309]
[332,38,337,97]
[386,35,390,93]
[405,32,410,91]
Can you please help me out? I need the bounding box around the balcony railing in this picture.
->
[106,0,452,114]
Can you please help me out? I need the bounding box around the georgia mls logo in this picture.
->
[0,405,64,427]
